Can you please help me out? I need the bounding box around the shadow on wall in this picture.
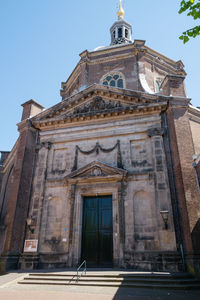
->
[192,218,200,252]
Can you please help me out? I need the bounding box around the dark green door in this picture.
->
[81,196,113,266]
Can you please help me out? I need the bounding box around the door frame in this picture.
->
[67,179,125,268]
[81,195,113,266]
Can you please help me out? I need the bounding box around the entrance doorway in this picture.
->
[81,195,113,266]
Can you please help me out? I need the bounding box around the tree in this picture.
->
[179,0,200,43]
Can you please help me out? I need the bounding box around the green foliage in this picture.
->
[179,0,200,43]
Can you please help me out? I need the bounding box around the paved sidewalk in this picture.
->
[0,290,114,300]
[1,271,200,300]
[0,272,27,286]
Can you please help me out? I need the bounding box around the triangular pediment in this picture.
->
[31,84,167,128]
[65,161,127,180]
[59,96,134,120]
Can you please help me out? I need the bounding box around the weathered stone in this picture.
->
[1,9,200,273]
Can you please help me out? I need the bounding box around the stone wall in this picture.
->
[21,109,177,270]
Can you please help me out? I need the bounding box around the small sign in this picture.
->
[62,238,67,242]
[24,240,38,252]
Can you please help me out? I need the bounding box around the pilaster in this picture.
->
[148,127,176,251]
[164,98,200,270]
[1,120,37,270]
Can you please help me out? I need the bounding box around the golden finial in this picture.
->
[117,0,125,19]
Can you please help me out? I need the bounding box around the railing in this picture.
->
[76,260,87,281]
[68,260,87,284]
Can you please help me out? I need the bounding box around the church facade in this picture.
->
[1,3,200,273]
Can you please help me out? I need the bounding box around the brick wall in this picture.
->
[0,152,10,193]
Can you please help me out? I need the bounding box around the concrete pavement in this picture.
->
[1,271,200,300]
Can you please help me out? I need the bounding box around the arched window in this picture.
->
[100,72,125,89]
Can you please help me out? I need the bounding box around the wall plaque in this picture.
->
[24,239,38,252]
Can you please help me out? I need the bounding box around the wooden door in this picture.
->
[81,196,113,266]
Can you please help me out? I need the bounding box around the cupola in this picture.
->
[110,0,132,45]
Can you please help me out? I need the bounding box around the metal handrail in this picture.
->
[68,260,87,284]
[76,260,87,281]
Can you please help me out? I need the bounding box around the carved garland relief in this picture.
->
[72,140,123,172]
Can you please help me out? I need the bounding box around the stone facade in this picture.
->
[1,11,200,274]
[20,92,178,271]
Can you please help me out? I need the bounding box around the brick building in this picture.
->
[1,2,200,273]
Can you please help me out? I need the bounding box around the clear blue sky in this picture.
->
[0,0,199,151]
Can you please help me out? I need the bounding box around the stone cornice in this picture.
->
[86,40,180,70]
[46,175,124,187]
[31,85,168,130]
[32,104,166,130]
[145,56,185,77]
[61,65,81,96]
[82,52,136,65]
[66,175,123,185]
[17,119,36,133]
[33,109,167,130]
[167,96,190,108]
[144,46,186,75]
[85,43,135,58]
[79,41,185,75]
[189,113,200,124]
[160,74,186,90]
[188,105,200,121]
[148,127,165,137]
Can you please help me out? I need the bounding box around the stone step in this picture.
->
[23,275,200,285]
[17,279,200,290]
[17,272,200,290]
[28,272,194,279]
